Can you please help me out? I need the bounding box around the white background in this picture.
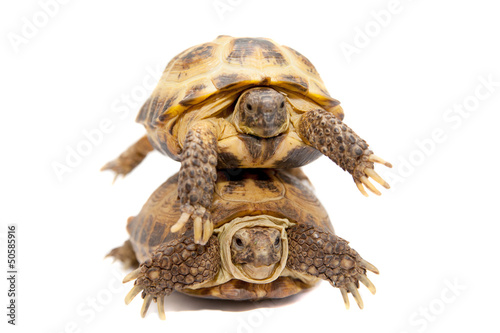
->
[1,0,499,332]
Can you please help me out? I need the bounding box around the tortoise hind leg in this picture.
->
[101,135,154,181]
[297,109,392,196]
[123,232,220,319]
[106,240,139,270]
[286,223,378,309]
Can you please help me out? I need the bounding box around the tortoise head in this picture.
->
[233,87,289,138]
[230,226,282,280]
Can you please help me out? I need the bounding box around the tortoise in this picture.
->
[102,35,392,244]
[108,168,379,319]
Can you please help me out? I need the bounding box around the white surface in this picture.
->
[1,0,499,332]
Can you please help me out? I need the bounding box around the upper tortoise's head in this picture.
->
[230,226,282,280]
[233,87,289,138]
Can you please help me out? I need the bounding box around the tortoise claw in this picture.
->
[193,215,203,243]
[170,213,190,233]
[339,272,377,310]
[355,180,369,197]
[171,205,214,245]
[123,267,142,283]
[347,282,364,309]
[368,154,392,168]
[340,257,378,309]
[364,168,390,189]
[157,296,166,320]
[358,274,376,295]
[359,259,379,274]
[100,160,127,182]
[140,295,153,318]
[124,285,143,305]
[201,218,214,245]
[360,176,381,196]
[354,154,392,196]
[340,288,350,309]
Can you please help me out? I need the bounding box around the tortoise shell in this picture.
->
[135,36,343,159]
[126,168,333,300]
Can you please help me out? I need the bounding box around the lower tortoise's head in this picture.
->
[230,226,282,280]
[233,87,289,138]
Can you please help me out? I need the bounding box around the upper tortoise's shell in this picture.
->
[136,36,342,129]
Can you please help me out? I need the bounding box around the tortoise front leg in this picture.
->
[286,223,378,309]
[101,135,154,181]
[123,233,220,319]
[170,120,219,245]
[298,109,392,196]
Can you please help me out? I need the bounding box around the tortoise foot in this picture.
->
[122,234,220,319]
[297,108,392,196]
[352,155,392,196]
[171,204,214,245]
[101,135,153,181]
[106,240,139,270]
[286,223,379,309]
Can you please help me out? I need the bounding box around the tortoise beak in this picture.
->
[240,263,276,280]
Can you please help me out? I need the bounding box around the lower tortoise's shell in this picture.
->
[127,168,333,300]
[128,168,332,262]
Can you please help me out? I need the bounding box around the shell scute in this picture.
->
[226,37,288,66]
[137,36,342,142]
[154,93,179,124]
[282,46,319,75]
[277,74,309,93]
[179,82,210,107]
[211,73,252,91]
[128,169,332,258]
[168,42,219,81]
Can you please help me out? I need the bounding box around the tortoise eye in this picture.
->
[280,101,285,108]
[246,103,253,111]
[274,236,280,247]
[235,238,244,247]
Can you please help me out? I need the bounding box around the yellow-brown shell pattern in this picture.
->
[136,36,342,129]
[127,169,332,263]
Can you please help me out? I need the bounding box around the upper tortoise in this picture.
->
[103,36,392,244]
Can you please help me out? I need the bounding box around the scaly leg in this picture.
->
[106,240,139,270]
[101,135,154,181]
[170,120,218,245]
[286,223,379,309]
[123,233,220,319]
[298,109,392,196]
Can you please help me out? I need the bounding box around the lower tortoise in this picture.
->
[108,168,378,319]
[102,36,392,245]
